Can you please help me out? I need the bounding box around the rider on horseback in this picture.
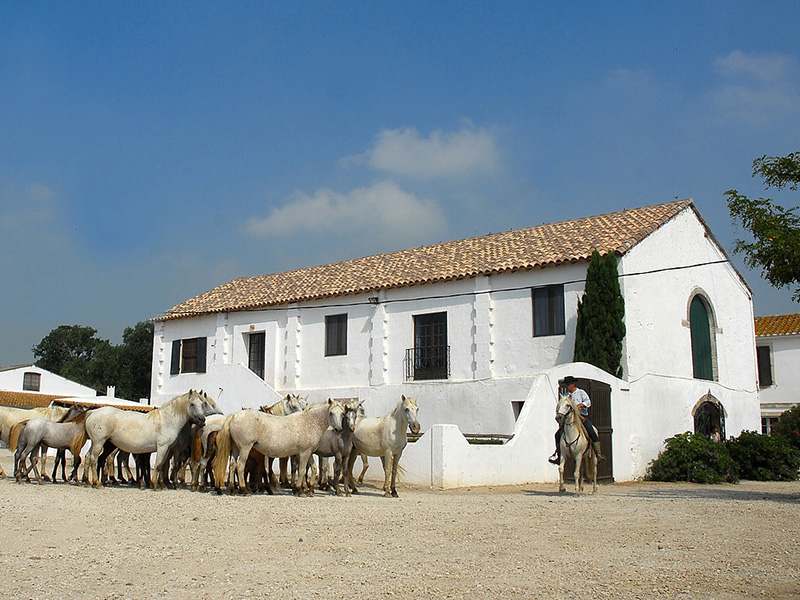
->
[548,376,604,464]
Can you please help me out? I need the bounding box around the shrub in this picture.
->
[646,432,738,484]
[770,404,800,451]
[725,430,800,481]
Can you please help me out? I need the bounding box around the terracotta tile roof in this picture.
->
[0,390,69,409]
[755,313,800,337]
[156,199,694,321]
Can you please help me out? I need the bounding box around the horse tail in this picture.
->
[70,428,88,458]
[8,421,26,452]
[212,415,233,490]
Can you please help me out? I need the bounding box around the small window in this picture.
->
[23,372,41,392]
[532,285,565,336]
[170,337,207,374]
[756,346,773,388]
[325,314,347,356]
[249,332,266,379]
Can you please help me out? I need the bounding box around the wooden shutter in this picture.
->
[196,337,207,373]
[170,340,181,375]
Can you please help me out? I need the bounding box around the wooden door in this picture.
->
[563,378,614,482]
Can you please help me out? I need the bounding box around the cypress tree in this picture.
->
[573,250,626,377]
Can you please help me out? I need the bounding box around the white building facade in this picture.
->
[755,313,800,433]
[151,200,761,484]
[0,364,97,398]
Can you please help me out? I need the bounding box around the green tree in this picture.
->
[725,151,800,300]
[32,321,153,401]
[116,321,154,401]
[573,250,626,378]
[32,325,105,380]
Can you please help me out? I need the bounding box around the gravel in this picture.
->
[1,448,799,599]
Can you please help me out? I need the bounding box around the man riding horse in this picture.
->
[548,376,604,464]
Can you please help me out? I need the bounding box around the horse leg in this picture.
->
[381,450,393,497]
[279,456,291,488]
[30,446,44,485]
[389,452,401,498]
[332,453,343,496]
[345,449,359,494]
[574,452,583,494]
[557,449,566,493]
[357,455,369,485]
[234,445,252,496]
[40,448,50,482]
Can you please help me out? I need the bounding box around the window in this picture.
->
[689,296,714,380]
[532,284,565,336]
[22,372,41,392]
[756,346,773,388]
[407,312,449,380]
[170,337,207,374]
[249,332,265,379]
[325,314,347,356]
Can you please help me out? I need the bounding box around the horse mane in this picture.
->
[63,407,92,425]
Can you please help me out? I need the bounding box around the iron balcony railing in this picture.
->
[405,345,450,381]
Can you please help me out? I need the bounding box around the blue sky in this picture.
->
[2,2,799,366]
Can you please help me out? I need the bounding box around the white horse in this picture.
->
[83,390,221,489]
[312,400,361,496]
[212,400,345,496]
[346,395,420,498]
[0,405,68,479]
[260,394,309,487]
[13,404,90,484]
[555,394,598,494]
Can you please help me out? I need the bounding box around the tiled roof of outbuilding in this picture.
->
[156,199,694,321]
[755,313,800,337]
[0,390,68,409]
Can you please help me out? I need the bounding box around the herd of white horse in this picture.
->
[1,390,599,495]
[0,390,422,498]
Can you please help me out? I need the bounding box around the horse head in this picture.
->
[186,390,208,426]
[326,399,346,435]
[343,401,362,432]
[401,395,421,435]
[286,393,308,414]
[197,390,223,416]
[555,394,575,426]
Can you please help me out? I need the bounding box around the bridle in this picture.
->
[556,401,581,450]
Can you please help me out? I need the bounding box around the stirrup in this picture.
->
[548,453,560,464]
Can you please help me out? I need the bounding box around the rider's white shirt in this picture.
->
[570,388,591,416]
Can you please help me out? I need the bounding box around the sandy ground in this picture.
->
[1,448,799,600]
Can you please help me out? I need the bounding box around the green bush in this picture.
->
[725,430,800,481]
[771,404,800,451]
[646,432,738,484]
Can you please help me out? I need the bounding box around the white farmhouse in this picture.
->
[0,364,97,407]
[755,313,800,433]
[151,199,760,484]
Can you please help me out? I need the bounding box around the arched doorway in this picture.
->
[693,393,726,439]
[560,377,614,482]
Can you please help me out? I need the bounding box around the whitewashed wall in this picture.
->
[757,334,800,419]
[0,365,97,397]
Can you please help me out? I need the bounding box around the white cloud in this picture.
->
[245,180,448,246]
[710,51,800,125]
[344,125,500,178]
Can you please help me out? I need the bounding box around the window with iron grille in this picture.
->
[170,337,207,374]
[409,312,449,380]
[23,372,41,392]
[532,284,565,336]
[325,314,347,356]
[249,332,265,379]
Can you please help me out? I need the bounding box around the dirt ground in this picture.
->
[1,448,799,600]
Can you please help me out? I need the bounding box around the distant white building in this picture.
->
[0,364,97,405]
[151,199,761,484]
[755,313,800,433]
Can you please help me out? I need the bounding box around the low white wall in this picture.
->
[387,363,761,489]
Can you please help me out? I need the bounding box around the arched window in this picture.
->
[690,295,714,380]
